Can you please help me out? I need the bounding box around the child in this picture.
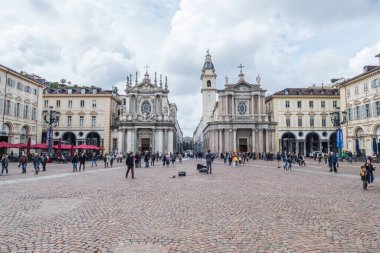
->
[360,166,367,190]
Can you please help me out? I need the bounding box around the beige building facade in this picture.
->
[337,54,380,157]
[42,87,120,153]
[265,87,340,155]
[0,64,44,151]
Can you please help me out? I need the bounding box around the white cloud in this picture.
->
[1,0,380,137]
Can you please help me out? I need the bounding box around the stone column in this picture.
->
[233,129,237,152]
[168,129,174,154]
[219,129,223,153]
[258,129,263,152]
[271,130,275,152]
[252,128,256,152]
[134,129,138,152]
[224,96,228,115]
[126,129,132,152]
[265,130,270,153]
[258,96,262,121]
[164,129,168,153]
[118,130,125,153]
[152,129,156,152]
[158,129,163,153]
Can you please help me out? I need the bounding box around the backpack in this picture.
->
[360,170,366,177]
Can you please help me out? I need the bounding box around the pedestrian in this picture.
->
[276,152,281,168]
[360,166,367,190]
[178,154,182,164]
[205,149,214,174]
[171,153,176,167]
[144,151,149,168]
[364,158,375,187]
[151,153,155,166]
[165,153,170,167]
[41,153,47,171]
[91,153,97,167]
[1,154,9,175]
[332,152,338,173]
[126,152,135,179]
[103,153,109,168]
[228,153,232,166]
[19,153,28,174]
[79,152,86,172]
[72,153,78,172]
[33,153,40,175]
[109,153,114,168]
[162,153,167,167]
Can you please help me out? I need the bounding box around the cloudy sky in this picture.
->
[1,0,380,136]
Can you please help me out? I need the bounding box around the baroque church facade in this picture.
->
[117,71,182,154]
[194,52,276,154]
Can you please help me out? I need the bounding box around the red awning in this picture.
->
[0,141,15,148]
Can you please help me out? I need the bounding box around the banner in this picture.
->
[336,128,344,149]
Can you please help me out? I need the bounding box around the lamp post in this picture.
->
[329,108,347,155]
[42,106,61,155]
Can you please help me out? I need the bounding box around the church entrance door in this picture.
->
[141,138,150,152]
[239,138,248,152]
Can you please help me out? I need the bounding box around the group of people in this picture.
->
[0,152,49,175]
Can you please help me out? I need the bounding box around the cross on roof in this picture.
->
[237,63,244,73]
[144,64,150,73]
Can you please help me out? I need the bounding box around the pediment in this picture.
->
[353,100,361,105]
[362,98,371,103]
[78,111,86,115]
[284,111,292,115]
[24,99,31,104]
[308,112,316,115]
[66,111,74,115]
[296,112,304,116]
[15,96,23,102]
[5,93,13,98]
[90,111,98,115]
[127,81,164,93]
[373,93,380,100]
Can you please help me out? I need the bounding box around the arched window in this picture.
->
[207,80,211,87]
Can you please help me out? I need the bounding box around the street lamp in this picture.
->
[42,106,61,155]
[329,108,347,155]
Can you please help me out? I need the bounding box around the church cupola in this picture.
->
[237,63,245,82]
[202,49,215,72]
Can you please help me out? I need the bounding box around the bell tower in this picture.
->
[201,50,217,129]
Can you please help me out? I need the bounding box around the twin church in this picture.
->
[193,51,276,154]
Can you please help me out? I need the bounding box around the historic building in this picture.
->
[336,54,380,156]
[117,71,182,154]
[265,87,340,155]
[0,64,45,150]
[195,52,276,153]
[42,86,120,153]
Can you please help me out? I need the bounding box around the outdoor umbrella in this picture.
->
[75,144,101,150]
[0,141,15,148]
[14,143,27,148]
[356,138,361,157]
[52,144,72,150]
[27,137,31,156]
[57,138,62,158]
[31,143,48,149]
[373,138,378,156]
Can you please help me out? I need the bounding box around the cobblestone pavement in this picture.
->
[0,158,379,252]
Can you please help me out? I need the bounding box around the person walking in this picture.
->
[205,150,214,174]
[1,154,9,175]
[109,153,115,168]
[19,153,28,174]
[171,153,176,167]
[365,158,375,187]
[103,153,109,168]
[33,153,40,175]
[360,165,368,190]
[79,152,86,172]
[144,151,150,168]
[72,153,78,172]
[91,153,97,167]
[41,153,47,171]
[126,152,135,179]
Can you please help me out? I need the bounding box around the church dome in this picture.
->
[202,50,215,71]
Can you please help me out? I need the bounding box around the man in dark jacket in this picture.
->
[205,150,214,174]
[126,152,135,179]
[79,152,87,172]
